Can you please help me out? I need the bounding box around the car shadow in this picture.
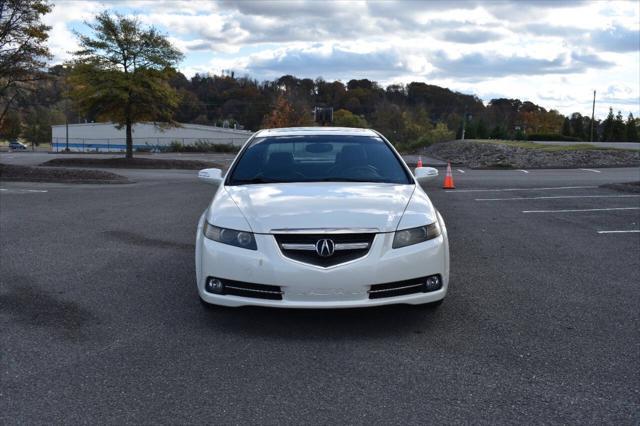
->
[196,301,448,340]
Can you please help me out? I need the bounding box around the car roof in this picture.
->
[254,127,379,137]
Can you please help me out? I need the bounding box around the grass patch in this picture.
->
[470,139,633,152]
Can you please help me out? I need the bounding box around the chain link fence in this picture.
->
[51,136,250,153]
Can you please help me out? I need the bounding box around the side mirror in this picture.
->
[198,168,223,184]
[414,167,439,182]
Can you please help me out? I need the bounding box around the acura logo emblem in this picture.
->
[315,239,335,257]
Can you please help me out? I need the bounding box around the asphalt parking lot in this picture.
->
[1,160,639,423]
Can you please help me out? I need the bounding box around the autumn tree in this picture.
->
[261,95,313,128]
[0,0,52,125]
[69,12,183,158]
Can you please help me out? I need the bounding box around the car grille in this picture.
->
[368,278,428,299]
[274,233,375,267]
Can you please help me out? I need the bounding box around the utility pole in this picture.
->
[590,90,596,142]
[461,110,467,140]
[65,114,69,151]
[64,66,70,151]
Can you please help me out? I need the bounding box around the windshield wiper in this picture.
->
[316,177,384,183]
[230,177,285,185]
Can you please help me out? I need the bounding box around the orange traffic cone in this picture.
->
[417,156,423,168]
[443,162,455,189]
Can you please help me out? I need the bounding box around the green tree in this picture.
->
[626,113,639,142]
[601,107,615,141]
[476,119,488,139]
[561,117,571,137]
[0,0,52,124]
[490,125,507,139]
[69,12,183,158]
[0,109,22,140]
[332,109,368,128]
[570,112,584,140]
[22,106,58,145]
[612,110,626,141]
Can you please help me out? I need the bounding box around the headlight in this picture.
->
[203,222,257,250]
[392,223,441,249]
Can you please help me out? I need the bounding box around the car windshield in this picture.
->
[227,135,412,185]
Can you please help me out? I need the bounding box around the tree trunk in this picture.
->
[125,118,133,159]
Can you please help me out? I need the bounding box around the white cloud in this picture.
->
[45,0,639,117]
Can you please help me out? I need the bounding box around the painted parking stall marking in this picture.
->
[448,186,598,193]
[475,194,640,202]
[0,188,48,194]
[522,207,640,214]
[580,168,602,173]
[597,230,640,234]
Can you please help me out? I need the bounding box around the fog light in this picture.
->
[205,277,225,294]
[424,275,442,292]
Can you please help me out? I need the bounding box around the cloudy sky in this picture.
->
[46,0,639,118]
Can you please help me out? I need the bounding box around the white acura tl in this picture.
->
[196,127,449,309]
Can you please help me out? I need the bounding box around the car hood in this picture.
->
[216,183,419,234]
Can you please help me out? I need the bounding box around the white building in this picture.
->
[51,122,253,152]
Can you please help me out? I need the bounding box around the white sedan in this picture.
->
[196,127,449,309]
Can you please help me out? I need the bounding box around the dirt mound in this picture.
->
[0,164,128,184]
[424,140,640,169]
[42,157,223,170]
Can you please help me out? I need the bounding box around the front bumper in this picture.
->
[195,214,449,308]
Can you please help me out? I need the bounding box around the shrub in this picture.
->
[168,140,239,153]
[395,123,455,153]
[527,133,582,142]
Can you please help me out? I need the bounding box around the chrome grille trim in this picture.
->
[281,242,370,251]
[368,283,423,294]
[269,228,379,234]
[225,285,283,295]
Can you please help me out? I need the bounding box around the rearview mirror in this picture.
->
[414,167,438,181]
[198,168,223,184]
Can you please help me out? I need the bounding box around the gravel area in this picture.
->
[41,157,223,170]
[424,140,640,169]
[0,164,128,184]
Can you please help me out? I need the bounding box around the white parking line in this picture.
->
[457,169,465,174]
[523,207,640,214]
[0,188,48,193]
[476,195,640,201]
[597,230,640,234]
[580,168,601,173]
[518,169,529,174]
[449,186,598,193]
